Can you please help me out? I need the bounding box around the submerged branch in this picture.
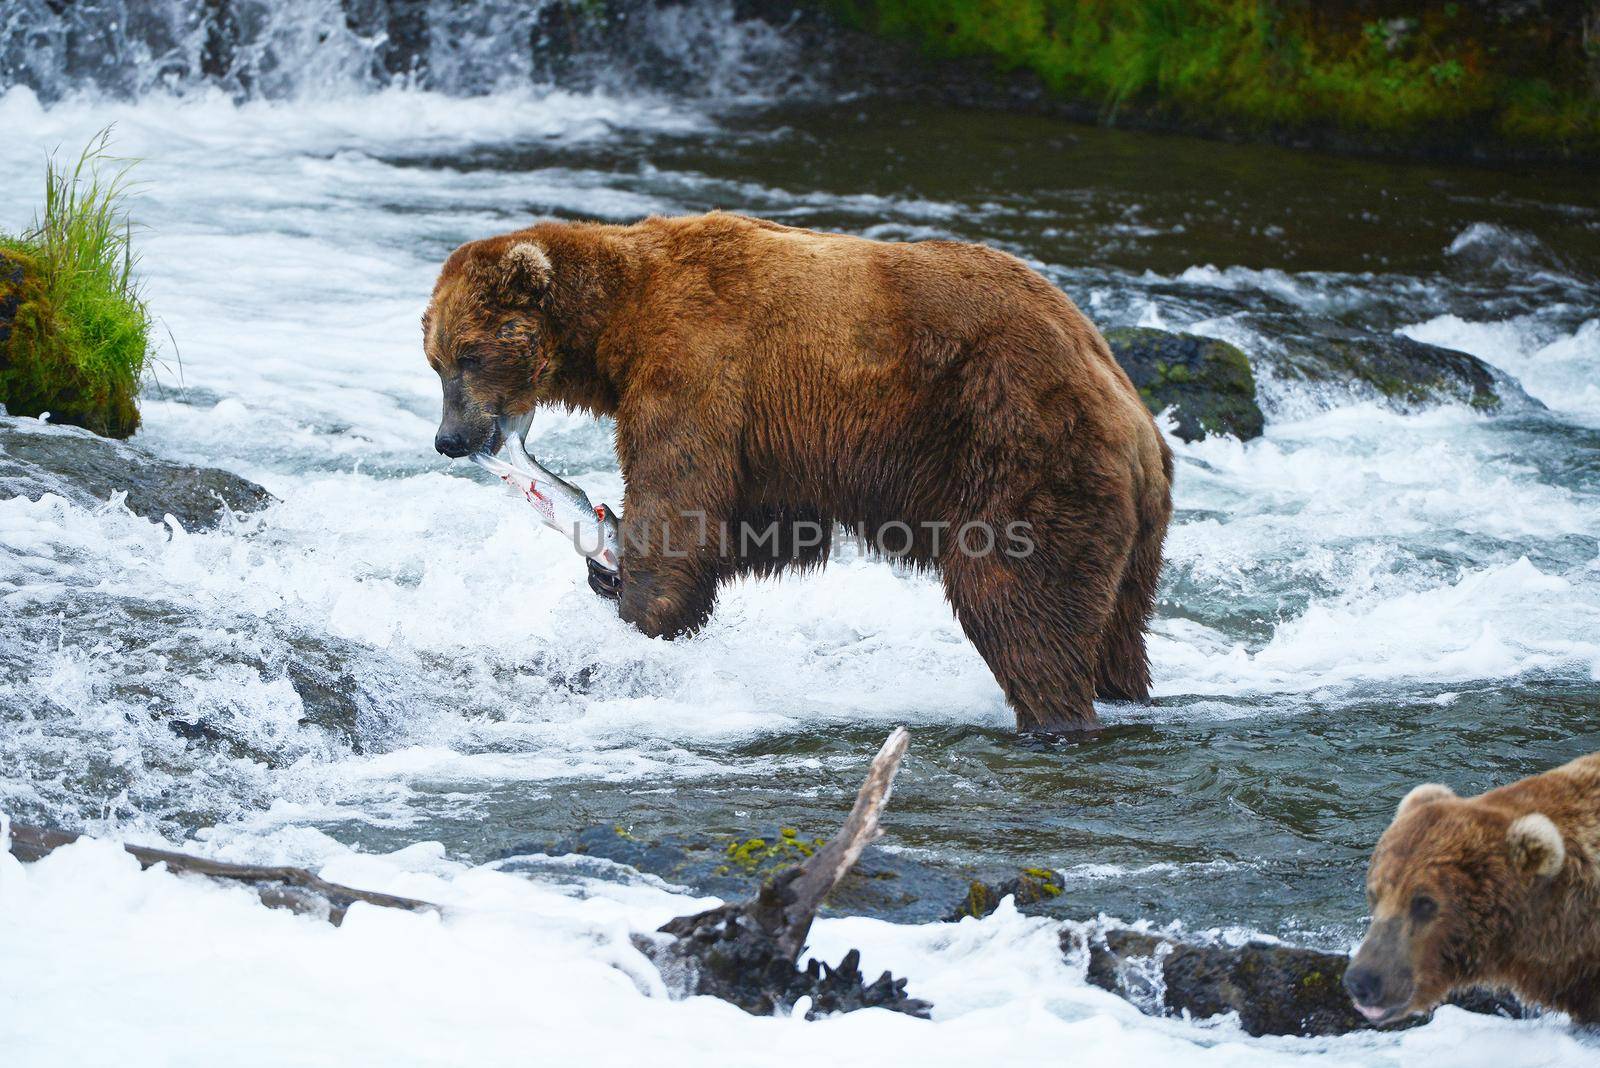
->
[645,726,930,1018]
[5,822,438,925]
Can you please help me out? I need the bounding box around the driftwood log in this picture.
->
[5,821,439,924]
[637,727,932,1018]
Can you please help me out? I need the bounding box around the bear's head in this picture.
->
[423,236,556,457]
[1343,782,1567,1024]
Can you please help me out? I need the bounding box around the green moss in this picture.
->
[1104,327,1264,442]
[717,826,825,875]
[0,130,151,439]
[1018,867,1064,898]
[954,880,994,919]
[1153,360,1192,386]
[953,868,1063,920]
[826,1,1600,156]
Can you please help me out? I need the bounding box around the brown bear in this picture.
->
[1345,752,1600,1025]
[423,213,1173,732]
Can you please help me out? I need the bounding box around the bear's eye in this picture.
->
[1409,894,1438,923]
[456,355,480,373]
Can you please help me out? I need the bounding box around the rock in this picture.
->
[528,824,976,924]
[536,828,1077,925]
[947,867,1065,921]
[0,412,273,528]
[1073,925,1530,1036]
[1266,328,1529,413]
[1104,327,1265,443]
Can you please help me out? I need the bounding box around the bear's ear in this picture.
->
[1396,783,1455,818]
[1507,813,1566,879]
[469,240,553,309]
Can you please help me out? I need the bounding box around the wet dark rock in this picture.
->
[1104,327,1265,443]
[1074,925,1530,1036]
[0,411,273,528]
[1266,327,1530,413]
[947,867,1065,921]
[1105,325,1535,439]
[531,824,974,923]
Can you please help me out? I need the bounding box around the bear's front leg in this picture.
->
[611,375,741,639]
[615,492,727,639]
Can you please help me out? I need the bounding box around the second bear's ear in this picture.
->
[1396,782,1455,818]
[471,240,553,308]
[1507,813,1566,879]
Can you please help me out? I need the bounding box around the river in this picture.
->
[2,2,1598,1064]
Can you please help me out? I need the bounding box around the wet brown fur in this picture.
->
[1353,752,1600,1023]
[423,213,1174,732]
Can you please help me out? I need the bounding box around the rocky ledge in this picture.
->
[0,411,273,529]
[1076,925,1529,1037]
[1105,326,1533,444]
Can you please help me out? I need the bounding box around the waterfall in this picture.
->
[0,0,815,101]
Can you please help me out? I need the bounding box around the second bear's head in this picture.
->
[423,235,559,458]
[1343,781,1568,1025]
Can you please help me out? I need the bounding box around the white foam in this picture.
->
[2,837,1591,1066]
[1401,314,1600,422]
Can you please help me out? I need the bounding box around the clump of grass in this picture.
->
[0,128,151,438]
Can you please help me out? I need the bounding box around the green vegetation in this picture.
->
[827,1,1600,156]
[718,827,826,875]
[0,130,151,438]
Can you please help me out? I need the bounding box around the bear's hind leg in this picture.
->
[1094,443,1173,703]
[942,490,1135,732]
[1093,507,1167,702]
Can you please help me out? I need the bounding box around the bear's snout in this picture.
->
[1342,935,1414,1024]
[1342,964,1384,1009]
[434,411,499,459]
[435,428,469,457]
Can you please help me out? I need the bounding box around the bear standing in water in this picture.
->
[424,213,1173,732]
[1346,752,1600,1024]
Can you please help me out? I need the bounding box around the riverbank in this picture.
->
[820,0,1600,163]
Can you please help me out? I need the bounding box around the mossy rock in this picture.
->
[0,247,142,439]
[1077,925,1530,1037]
[948,866,1065,920]
[530,824,973,923]
[1268,329,1527,413]
[0,251,23,346]
[1104,327,1265,443]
